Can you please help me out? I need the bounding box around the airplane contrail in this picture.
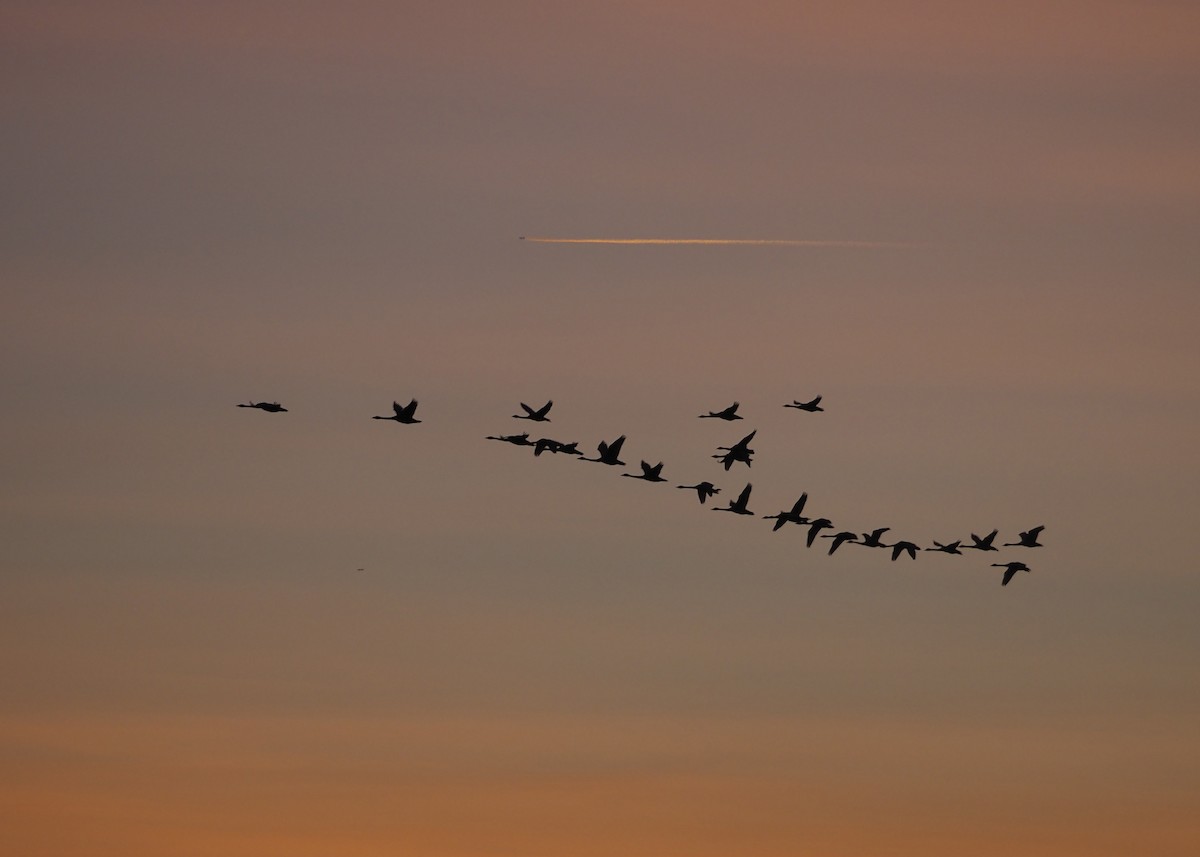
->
[518,236,916,248]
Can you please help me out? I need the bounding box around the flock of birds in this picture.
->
[238,395,1044,586]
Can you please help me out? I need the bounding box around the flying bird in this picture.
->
[622,460,667,482]
[784,396,823,412]
[714,483,754,515]
[514,400,553,422]
[486,431,535,446]
[821,531,858,555]
[580,435,627,466]
[805,517,835,547]
[712,430,757,471]
[992,561,1031,586]
[924,540,964,555]
[890,541,920,561]
[677,481,721,504]
[532,437,578,456]
[1004,526,1045,548]
[373,399,421,424]
[237,401,287,412]
[699,402,743,421]
[858,527,891,548]
[964,529,1000,552]
[763,493,810,532]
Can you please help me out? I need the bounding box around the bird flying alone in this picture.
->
[373,399,421,424]
[238,401,287,412]
[514,400,553,422]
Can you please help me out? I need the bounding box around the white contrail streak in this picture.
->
[518,236,915,248]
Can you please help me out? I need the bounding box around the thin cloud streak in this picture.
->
[520,237,919,248]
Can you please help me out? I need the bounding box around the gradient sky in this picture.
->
[3,2,1199,855]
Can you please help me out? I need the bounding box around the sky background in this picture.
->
[3,2,1199,854]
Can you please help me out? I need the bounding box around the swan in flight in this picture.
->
[372,399,421,424]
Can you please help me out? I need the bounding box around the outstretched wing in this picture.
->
[534,400,553,417]
[789,492,808,516]
[735,483,753,506]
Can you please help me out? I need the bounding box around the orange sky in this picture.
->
[3,2,1199,855]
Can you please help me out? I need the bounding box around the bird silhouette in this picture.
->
[580,435,627,466]
[513,400,553,422]
[533,437,579,456]
[992,561,1031,586]
[806,517,835,547]
[712,430,757,471]
[964,529,1000,551]
[714,483,754,515]
[821,531,858,555]
[890,540,920,561]
[763,493,810,531]
[1004,525,1045,548]
[373,399,421,424]
[677,481,721,504]
[699,402,743,421]
[858,527,891,548]
[924,540,964,555]
[623,460,667,482]
[486,431,534,446]
[237,401,287,412]
[784,396,823,412]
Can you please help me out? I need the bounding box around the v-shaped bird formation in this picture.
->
[239,395,1045,586]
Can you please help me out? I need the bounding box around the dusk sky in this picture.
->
[3,2,1199,854]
